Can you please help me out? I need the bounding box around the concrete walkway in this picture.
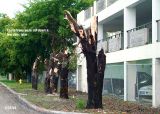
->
[0,84,43,114]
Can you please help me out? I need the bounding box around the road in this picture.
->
[0,84,44,114]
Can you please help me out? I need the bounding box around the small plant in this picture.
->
[76,98,85,109]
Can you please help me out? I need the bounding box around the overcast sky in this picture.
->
[0,0,28,18]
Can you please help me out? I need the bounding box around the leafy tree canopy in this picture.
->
[0,0,94,77]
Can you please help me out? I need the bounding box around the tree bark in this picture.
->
[32,56,40,90]
[32,71,38,90]
[59,51,69,99]
[96,49,106,108]
[85,52,97,108]
[65,11,106,108]
[60,67,69,99]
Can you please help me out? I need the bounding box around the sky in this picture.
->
[0,0,28,18]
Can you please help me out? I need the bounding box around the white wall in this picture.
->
[106,42,160,64]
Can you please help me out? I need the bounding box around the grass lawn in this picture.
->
[1,78,160,114]
[0,75,7,80]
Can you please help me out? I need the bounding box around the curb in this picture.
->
[0,82,88,114]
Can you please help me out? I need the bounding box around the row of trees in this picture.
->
[0,0,94,80]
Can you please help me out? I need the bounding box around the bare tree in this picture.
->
[32,56,41,90]
[64,10,106,109]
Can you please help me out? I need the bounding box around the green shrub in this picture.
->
[76,98,86,109]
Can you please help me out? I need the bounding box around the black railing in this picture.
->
[127,22,152,48]
[107,32,123,40]
[84,7,92,21]
[127,22,152,33]
[96,0,106,13]
[156,19,160,22]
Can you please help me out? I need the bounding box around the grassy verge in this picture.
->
[0,75,7,80]
[0,79,54,109]
[0,79,82,112]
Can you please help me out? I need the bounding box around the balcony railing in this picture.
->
[107,32,124,53]
[97,32,124,53]
[127,22,152,48]
[97,38,108,53]
[84,7,92,21]
[107,0,119,7]
[157,19,160,42]
[96,0,107,13]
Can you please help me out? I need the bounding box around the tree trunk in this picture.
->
[32,71,38,90]
[32,57,40,90]
[44,71,51,93]
[60,67,69,99]
[85,52,97,108]
[59,50,69,99]
[96,49,106,108]
[65,11,106,108]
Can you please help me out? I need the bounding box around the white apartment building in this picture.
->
[76,0,160,108]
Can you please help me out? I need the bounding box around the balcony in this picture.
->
[157,19,160,42]
[84,7,93,21]
[107,32,124,53]
[82,0,120,21]
[107,0,119,7]
[127,22,152,48]
[96,0,107,13]
[96,0,119,13]
[97,38,108,53]
[97,32,123,53]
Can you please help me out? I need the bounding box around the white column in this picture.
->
[152,58,160,107]
[152,0,160,43]
[93,1,97,15]
[9,73,13,80]
[97,24,104,51]
[77,10,85,25]
[124,7,136,49]
[82,58,87,92]
[124,61,127,101]
[126,62,137,101]
[98,24,104,40]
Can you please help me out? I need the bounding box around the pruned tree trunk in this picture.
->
[32,56,41,90]
[32,71,38,90]
[85,52,97,108]
[60,67,69,99]
[59,49,69,99]
[96,49,106,108]
[65,10,106,108]
[44,58,51,93]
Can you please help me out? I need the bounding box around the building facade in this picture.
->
[76,0,160,108]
